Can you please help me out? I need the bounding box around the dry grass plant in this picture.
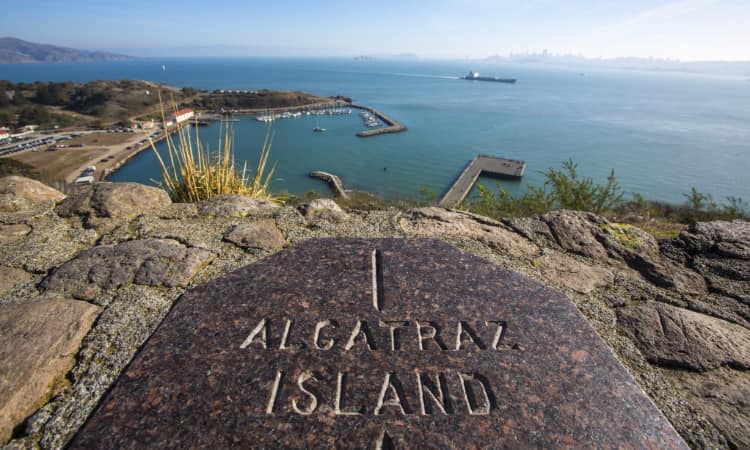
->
[149,95,280,203]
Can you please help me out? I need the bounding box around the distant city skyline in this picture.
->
[2,0,749,61]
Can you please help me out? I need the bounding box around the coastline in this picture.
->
[103,101,407,181]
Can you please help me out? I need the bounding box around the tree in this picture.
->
[18,106,51,125]
[34,83,68,106]
[0,110,13,127]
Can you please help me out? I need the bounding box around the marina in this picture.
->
[351,105,407,137]
[255,106,352,123]
[439,155,526,208]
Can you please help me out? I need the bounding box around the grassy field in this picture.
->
[66,132,137,146]
[8,147,109,182]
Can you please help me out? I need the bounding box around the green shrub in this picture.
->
[461,159,623,218]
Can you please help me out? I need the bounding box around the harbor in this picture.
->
[439,155,526,208]
[254,106,352,123]
[218,103,405,138]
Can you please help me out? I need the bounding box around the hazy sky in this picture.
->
[2,0,749,60]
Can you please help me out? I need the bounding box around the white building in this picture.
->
[168,108,194,125]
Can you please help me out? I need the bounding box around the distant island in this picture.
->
[0,37,135,64]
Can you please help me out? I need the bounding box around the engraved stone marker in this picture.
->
[71,238,687,449]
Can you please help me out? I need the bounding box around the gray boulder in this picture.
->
[55,182,170,221]
[41,239,215,301]
[224,219,285,252]
[299,198,349,223]
[0,176,64,213]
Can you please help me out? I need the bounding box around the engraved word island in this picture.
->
[71,238,687,449]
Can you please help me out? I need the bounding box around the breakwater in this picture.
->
[309,171,348,198]
[351,105,406,137]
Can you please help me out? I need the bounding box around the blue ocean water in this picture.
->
[4,58,749,203]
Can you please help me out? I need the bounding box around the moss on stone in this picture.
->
[600,223,643,249]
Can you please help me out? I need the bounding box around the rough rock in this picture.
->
[0,224,31,245]
[667,367,750,450]
[22,285,179,450]
[0,213,97,274]
[535,250,614,294]
[541,210,611,261]
[401,207,539,257]
[503,216,559,249]
[0,177,64,213]
[299,198,349,223]
[0,266,33,297]
[223,219,285,252]
[197,194,279,218]
[598,221,661,259]
[40,239,215,301]
[679,220,750,259]
[617,302,750,371]
[0,298,100,444]
[55,182,170,222]
[542,211,707,295]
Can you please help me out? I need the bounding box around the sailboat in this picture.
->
[313,117,326,132]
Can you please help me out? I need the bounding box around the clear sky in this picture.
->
[2,0,749,60]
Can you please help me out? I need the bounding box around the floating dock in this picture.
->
[438,155,526,208]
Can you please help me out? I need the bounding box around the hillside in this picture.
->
[0,37,134,64]
[0,80,338,129]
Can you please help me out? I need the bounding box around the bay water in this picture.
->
[4,58,749,203]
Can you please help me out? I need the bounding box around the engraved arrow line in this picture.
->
[371,249,385,312]
[375,428,396,450]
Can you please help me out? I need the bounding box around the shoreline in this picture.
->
[103,101,407,181]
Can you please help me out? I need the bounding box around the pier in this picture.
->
[438,155,526,208]
[351,105,406,137]
[309,171,349,198]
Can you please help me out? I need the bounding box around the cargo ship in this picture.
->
[462,71,516,84]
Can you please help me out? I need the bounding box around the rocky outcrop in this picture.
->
[0,177,748,449]
[0,298,100,443]
[0,176,64,214]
